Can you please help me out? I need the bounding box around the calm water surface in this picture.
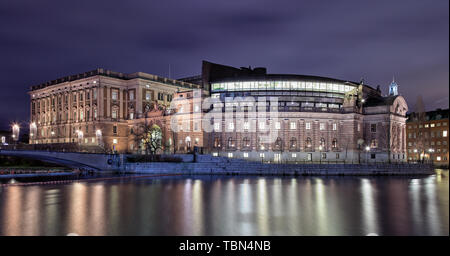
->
[0,171,448,236]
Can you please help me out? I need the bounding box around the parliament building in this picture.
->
[29,61,409,163]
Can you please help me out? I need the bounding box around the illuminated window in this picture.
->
[319,123,325,130]
[228,152,233,158]
[305,122,311,130]
[259,153,265,158]
[333,123,337,131]
[443,130,448,137]
[430,123,435,127]
[228,122,234,130]
[112,90,118,100]
[436,156,441,161]
[214,123,220,131]
[112,109,118,119]
[371,124,377,133]
[425,124,429,128]
[113,139,118,144]
[212,152,218,157]
[145,91,151,100]
[129,91,134,100]
[275,121,281,129]
[243,152,249,158]
[243,122,250,130]
[290,122,297,130]
[259,122,265,130]
[292,153,297,158]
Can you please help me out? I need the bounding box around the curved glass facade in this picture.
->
[211,80,355,94]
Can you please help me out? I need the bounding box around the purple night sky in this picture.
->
[0,0,448,130]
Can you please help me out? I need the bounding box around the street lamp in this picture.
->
[319,145,323,164]
[12,124,20,142]
[365,146,370,163]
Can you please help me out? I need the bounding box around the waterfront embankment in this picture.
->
[123,155,435,176]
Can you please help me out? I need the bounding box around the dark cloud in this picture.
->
[0,0,448,130]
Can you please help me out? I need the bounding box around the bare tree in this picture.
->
[133,121,163,155]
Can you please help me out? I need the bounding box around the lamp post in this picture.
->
[428,148,434,165]
[365,146,370,163]
[12,124,20,142]
[319,145,323,164]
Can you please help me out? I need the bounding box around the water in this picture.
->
[0,171,448,236]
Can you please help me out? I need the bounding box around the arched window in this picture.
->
[214,137,221,148]
[242,137,250,148]
[274,137,282,150]
[258,138,265,150]
[227,137,235,148]
[306,137,312,148]
[290,137,297,149]
[332,138,338,149]
[320,138,325,147]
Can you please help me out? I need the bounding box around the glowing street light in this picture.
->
[365,146,370,152]
[12,124,20,142]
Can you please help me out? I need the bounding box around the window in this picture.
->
[305,122,311,130]
[274,137,282,150]
[214,123,221,131]
[321,153,326,159]
[332,123,337,131]
[228,152,233,158]
[357,124,361,132]
[86,92,90,100]
[371,124,377,133]
[292,153,297,158]
[243,152,248,158]
[259,122,265,130]
[94,108,97,119]
[425,124,429,128]
[242,137,250,148]
[332,138,338,149]
[112,108,118,119]
[319,123,325,130]
[443,130,448,137]
[336,153,340,159]
[319,138,325,148]
[290,122,297,130]
[436,156,441,161]
[430,123,435,127]
[228,122,234,131]
[290,137,297,149]
[212,152,218,157]
[113,125,117,134]
[129,91,135,100]
[113,138,118,144]
[371,154,376,159]
[371,139,377,148]
[243,122,250,130]
[260,153,265,158]
[307,153,312,161]
[145,91,151,100]
[275,122,281,129]
[306,137,312,148]
[214,137,221,148]
[129,112,134,120]
[227,137,235,148]
[112,90,118,100]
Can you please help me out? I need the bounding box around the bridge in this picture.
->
[0,150,124,172]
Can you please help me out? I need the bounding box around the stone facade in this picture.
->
[29,68,199,153]
[29,63,409,163]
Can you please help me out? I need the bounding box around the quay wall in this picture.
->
[123,155,434,176]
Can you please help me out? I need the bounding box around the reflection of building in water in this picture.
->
[29,61,409,163]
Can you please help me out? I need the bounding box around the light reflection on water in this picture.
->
[0,171,448,236]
